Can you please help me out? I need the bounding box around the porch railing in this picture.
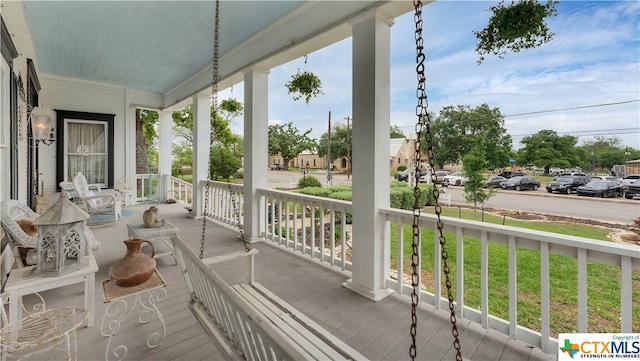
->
[167,176,193,209]
[257,188,353,272]
[201,183,639,354]
[133,175,193,208]
[380,206,639,353]
[135,173,158,203]
[201,181,244,230]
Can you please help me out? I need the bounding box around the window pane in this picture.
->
[66,121,107,186]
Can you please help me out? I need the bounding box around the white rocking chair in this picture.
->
[71,172,122,223]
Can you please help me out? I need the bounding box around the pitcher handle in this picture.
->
[142,239,156,259]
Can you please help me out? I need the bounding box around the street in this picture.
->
[268,170,640,225]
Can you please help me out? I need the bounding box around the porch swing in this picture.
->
[171,1,461,360]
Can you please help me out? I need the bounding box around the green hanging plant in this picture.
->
[474,0,559,64]
[285,70,323,104]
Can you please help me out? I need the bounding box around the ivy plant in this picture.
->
[285,70,323,104]
[474,0,559,64]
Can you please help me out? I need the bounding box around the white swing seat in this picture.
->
[171,235,366,361]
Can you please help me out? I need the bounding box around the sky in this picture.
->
[220,0,640,151]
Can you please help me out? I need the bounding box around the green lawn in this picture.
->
[390,206,639,336]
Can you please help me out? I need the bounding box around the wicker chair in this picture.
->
[0,200,100,267]
[71,172,122,223]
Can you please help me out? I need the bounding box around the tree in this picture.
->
[136,109,159,176]
[462,141,494,216]
[210,146,242,180]
[172,99,242,147]
[171,99,243,177]
[317,124,350,167]
[390,125,405,139]
[429,104,512,169]
[578,136,625,172]
[599,151,625,171]
[516,130,582,175]
[268,123,316,170]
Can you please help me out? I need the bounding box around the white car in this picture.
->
[591,175,622,185]
[442,172,468,186]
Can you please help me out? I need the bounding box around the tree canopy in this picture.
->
[516,130,582,174]
[390,125,405,139]
[430,103,512,169]
[268,122,317,170]
[317,123,350,165]
[171,100,243,178]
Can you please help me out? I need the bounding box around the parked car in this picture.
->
[546,175,590,194]
[270,163,284,170]
[621,174,640,187]
[624,179,640,199]
[442,172,468,186]
[500,176,540,191]
[591,175,623,184]
[434,171,450,184]
[418,170,450,183]
[485,176,508,188]
[576,181,624,198]
[498,170,524,179]
[394,169,411,182]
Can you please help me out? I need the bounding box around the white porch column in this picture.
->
[243,66,269,242]
[192,95,211,218]
[157,110,173,202]
[343,10,394,302]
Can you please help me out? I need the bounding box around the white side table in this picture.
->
[3,255,98,327]
[101,270,167,361]
[115,188,133,207]
[126,222,178,264]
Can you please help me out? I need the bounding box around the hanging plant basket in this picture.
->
[285,70,323,104]
[474,0,558,64]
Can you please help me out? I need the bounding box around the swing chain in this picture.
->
[200,0,220,259]
[410,1,462,360]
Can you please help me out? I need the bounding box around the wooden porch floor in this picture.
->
[33,202,556,361]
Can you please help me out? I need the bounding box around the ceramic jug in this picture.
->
[109,239,157,287]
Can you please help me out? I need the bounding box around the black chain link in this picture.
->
[200,1,248,257]
[411,1,462,360]
[200,0,220,260]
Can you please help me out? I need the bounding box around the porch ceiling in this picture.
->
[20,1,414,108]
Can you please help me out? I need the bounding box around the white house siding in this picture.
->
[2,2,37,204]
[39,75,127,197]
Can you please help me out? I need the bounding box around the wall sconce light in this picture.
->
[30,107,56,145]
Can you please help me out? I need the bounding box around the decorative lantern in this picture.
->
[32,197,89,276]
[30,107,56,142]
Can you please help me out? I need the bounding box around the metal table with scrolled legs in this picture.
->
[100,270,167,361]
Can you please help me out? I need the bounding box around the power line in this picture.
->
[511,128,640,139]
[504,100,640,118]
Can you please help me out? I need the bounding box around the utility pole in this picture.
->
[344,115,351,179]
[327,111,332,186]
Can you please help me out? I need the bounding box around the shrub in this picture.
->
[391,180,409,188]
[233,169,244,178]
[327,191,352,201]
[298,176,322,188]
[390,184,435,210]
[298,187,332,197]
[327,185,352,193]
[397,165,407,171]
